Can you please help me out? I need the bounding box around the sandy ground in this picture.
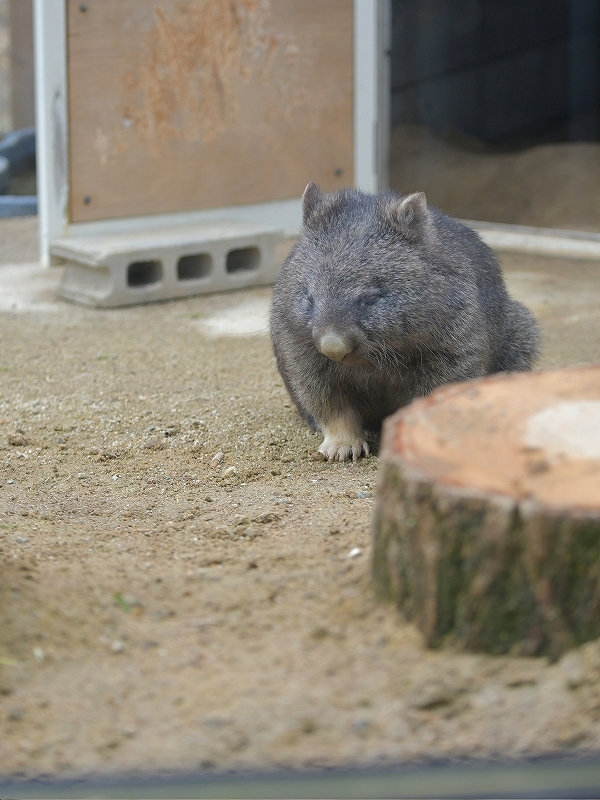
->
[390,124,600,232]
[0,215,600,783]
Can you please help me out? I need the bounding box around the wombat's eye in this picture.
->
[358,294,381,309]
[300,291,315,317]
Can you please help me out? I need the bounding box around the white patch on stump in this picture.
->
[525,400,600,460]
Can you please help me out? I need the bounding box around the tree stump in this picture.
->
[373,365,600,660]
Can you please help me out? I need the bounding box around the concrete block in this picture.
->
[50,220,285,307]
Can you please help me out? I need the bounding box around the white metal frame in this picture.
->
[467,220,600,260]
[34,0,68,266]
[354,0,391,193]
[34,0,391,267]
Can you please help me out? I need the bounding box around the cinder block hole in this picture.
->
[127,260,163,287]
[226,246,261,274]
[177,253,212,280]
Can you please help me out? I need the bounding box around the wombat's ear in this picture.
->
[302,182,323,226]
[384,192,430,240]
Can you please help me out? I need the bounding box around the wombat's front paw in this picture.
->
[317,413,370,462]
[318,435,370,462]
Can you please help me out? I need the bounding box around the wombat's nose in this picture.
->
[317,330,352,362]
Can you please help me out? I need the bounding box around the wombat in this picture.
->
[270,183,540,461]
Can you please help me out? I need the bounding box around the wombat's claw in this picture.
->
[318,437,370,462]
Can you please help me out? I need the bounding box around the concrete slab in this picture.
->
[50,220,285,307]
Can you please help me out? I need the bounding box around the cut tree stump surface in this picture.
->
[373,365,600,659]
[394,367,600,510]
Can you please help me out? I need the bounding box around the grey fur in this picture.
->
[270,184,540,461]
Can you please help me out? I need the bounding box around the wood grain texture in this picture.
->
[392,367,600,511]
[66,0,353,222]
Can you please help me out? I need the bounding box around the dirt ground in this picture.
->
[0,215,600,783]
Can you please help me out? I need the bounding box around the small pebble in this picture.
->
[15,536,29,543]
[353,719,371,735]
[111,640,125,653]
[253,512,281,524]
[8,433,27,446]
[560,651,584,689]
[210,451,224,468]
[222,466,237,478]
[32,647,44,662]
[348,547,362,558]
[143,436,166,450]
[412,682,457,710]
[122,594,141,608]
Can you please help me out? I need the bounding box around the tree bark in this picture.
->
[373,365,600,660]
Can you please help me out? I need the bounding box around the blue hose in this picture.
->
[0,127,37,217]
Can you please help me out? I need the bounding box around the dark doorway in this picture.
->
[389,0,600,230]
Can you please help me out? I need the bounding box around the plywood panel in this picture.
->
[67,0,353,222]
